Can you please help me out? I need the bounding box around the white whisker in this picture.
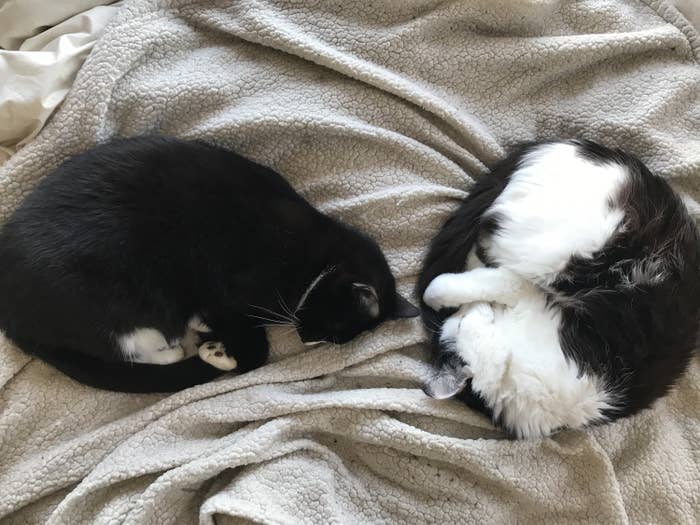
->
[248,313,291,326]
[276,291,299,323]
[249,304,296,325]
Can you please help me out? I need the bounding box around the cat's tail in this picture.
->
[415,161,513,418]
[416,170,508,342]
[16,340,226,393]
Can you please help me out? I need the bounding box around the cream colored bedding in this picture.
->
[0,1,698,523]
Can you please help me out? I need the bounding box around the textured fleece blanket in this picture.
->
[0,1,699,523]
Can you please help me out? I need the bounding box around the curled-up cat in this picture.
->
[0,136,418,393]
[418,139,700,439]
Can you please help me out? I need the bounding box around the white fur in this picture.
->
[119,316,239,369]
[443,287,614,439]
[181,327,202,357]
[118,328,185,364]
[424,143,628,438]
[485,142,627,285]
[424,267,525,310]
[187,315,211,333]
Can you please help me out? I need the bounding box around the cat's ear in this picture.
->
[423,362,472,399]
[391,293,419,319]
[352,282,380,318]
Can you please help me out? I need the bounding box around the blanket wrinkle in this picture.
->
[0,1,699,524]
[204,5,505,164]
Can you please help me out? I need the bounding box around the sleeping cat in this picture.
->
[0,136,418,393]
[418,140,700,439]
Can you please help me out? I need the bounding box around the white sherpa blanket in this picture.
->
[1,1,699,523]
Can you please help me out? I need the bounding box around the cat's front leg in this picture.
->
[423,267,525,310]
[198,341,238,371]
[198,315,270,373]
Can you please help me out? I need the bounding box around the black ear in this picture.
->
[391,293,419,319]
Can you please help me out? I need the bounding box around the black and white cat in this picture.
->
[419,140,700,439]
[0,136,418,393]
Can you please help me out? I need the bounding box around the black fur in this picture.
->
[416,151,514,415]
[0,136,417,393]
[419,139,700,426]
[552,141,700,417]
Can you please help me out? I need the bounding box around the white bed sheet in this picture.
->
[0,0,121,165]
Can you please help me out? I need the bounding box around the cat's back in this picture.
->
[0,135,315,310]
[483,141,628,283]
[11,136,292,219]
[483,140,700,414]
[1,136,305,256]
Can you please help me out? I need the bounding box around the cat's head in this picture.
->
[295,234,418,345]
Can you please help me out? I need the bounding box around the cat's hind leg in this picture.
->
[423,304,494,399]
[454,303,497,367]
[117,328,185,364]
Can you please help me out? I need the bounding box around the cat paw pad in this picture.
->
[198,342,237,371]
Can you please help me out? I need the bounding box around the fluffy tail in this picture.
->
[416,171,508,343]
[18,340,226,393]
[416,165,512,417]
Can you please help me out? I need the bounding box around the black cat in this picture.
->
[0,136,418,393]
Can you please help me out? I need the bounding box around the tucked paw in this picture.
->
[423,274,461,310]
[188,315,212,333]
[439,312,463,344]
[471,302,495,323]
[198,341,237,371]
[458,302,494,337]
[151,344,185,365]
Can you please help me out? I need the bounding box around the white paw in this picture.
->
[439,313,463,343]
[458,302,494,337]
[188,315,212,333]
[198,341,237,371]
[180,328,202,357]
[471,302,495,322]
[423,274,461,310]
[151,344,185,365]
